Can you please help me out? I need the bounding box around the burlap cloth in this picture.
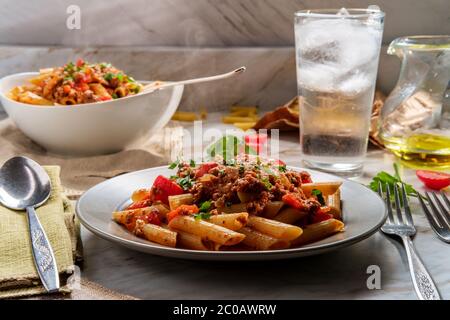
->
[0,118,180,299]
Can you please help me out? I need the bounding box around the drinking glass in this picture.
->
[295,8,385,177]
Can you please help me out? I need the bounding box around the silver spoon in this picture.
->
[142,66,246,93]
[0,156,59,292]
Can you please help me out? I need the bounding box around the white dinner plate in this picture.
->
[76,166,387,261]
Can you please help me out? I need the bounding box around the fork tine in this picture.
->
[439,191,450,210]
[384,183,395,224]
[400,183,414,226]
[377,180,383,197]
[419,195,443,231]
[426,192,449,229]
[393,184,404,223]
[431,192,450,223]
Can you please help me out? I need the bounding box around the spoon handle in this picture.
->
[142,66,246,93]
[26,206,60,292]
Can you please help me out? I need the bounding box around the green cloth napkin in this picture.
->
[0,166,81,298]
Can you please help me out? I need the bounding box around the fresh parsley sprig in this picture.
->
[368,163,424,199]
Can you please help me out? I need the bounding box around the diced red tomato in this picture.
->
[144,211,161,226]
[311,207,333,224]
[76,58,85,67]
[126,199,152,210]
[244,133,268,145]
[151,175,184,205]
[195,162,218,178]
[75,83,90,92]
[416,170,450,190]
[81,73,92,83]
[99,96,112,101]
[300,172,313,184]
[63,85,71,94]
[124,209,161,231]
[167,204,199,222]
[282,193,303,210]
[273,159,286,166]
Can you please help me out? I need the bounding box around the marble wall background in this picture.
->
[0,0,449,112]
[1,0,449,47]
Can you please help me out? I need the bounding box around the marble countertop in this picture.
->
[79,115,450,300]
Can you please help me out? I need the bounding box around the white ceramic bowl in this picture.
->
[0,72,184,156]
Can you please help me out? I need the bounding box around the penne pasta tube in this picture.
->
[301,182,342,197]
[208,213,249,231]
[263,201,285,218]
[326,189,342,220]
[273,207,308,224]
[171,111,198,122]
[217,203,247,214]
[90,83,112,99]
[168,215,245,246]
[168,193,194,210]
[239,227,290,250]
[142,223,177,247]
[291,219,344,246]
[229,109,257,117]
[222,116,258,124]
[247,216,302,241]
[176,230,220,251]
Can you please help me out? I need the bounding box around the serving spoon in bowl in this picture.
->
[0,156,59,292]
[142,66,246,93]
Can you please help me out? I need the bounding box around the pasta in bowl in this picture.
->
[7,59,144,106]
[112,157,345,251]
[0,61,183,155]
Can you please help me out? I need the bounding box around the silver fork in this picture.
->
[419,191,450,243]
[378,181,441,300]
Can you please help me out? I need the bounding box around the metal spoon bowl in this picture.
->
[0,156,59,292]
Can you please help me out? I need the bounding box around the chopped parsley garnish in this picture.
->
[100,62,112,69]
[312,189,325,205]
[64,62,75,73]
[104,73,114,81]
[176,176,194,191]
[278,164,287,172]
[261,177,273,190]
[199,200,211,213]
[193,200,212,220]
[189,159,196,167]
[168,160,179,169]
[116,73,124,81]
[112,93,118,99]
[193,212,212,221]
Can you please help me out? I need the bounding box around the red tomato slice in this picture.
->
[244,133,268,145]
[151,175,184,205]
[195,162,218,178]
[416,170,450,190]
